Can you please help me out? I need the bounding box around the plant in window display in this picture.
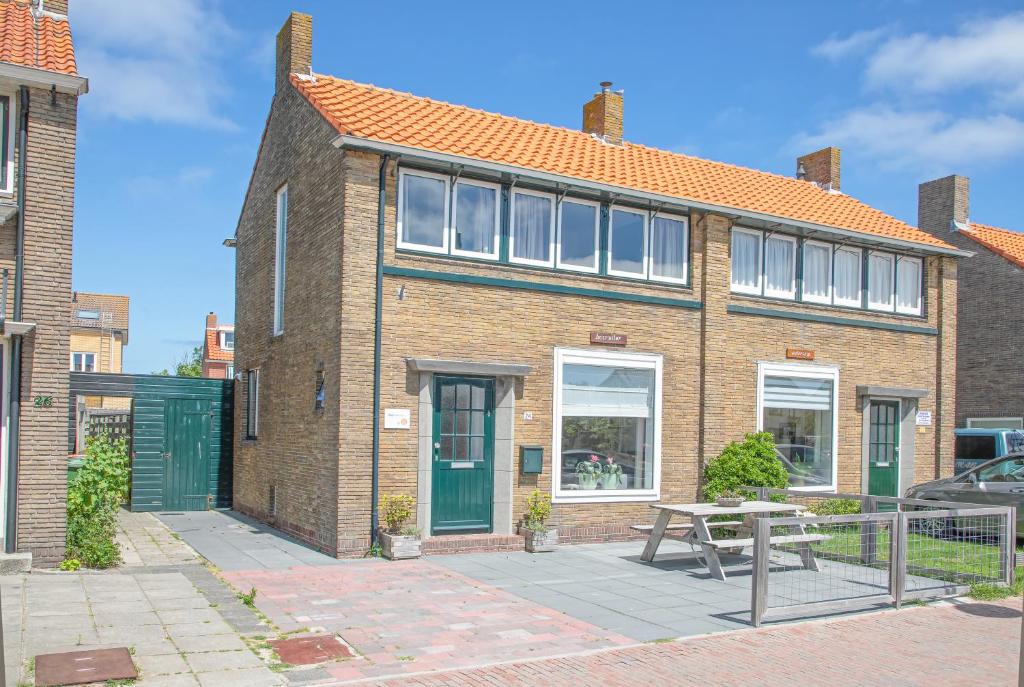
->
[601,457,624,489]
[575,454,603,490]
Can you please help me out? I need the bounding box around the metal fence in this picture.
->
[747,488,1015,627]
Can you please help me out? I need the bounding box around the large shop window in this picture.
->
[757,362,838,491]
[553,348,662,502]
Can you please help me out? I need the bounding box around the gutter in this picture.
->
[333,134,973,259]
[371,154,390,547]
[0,63,87,96]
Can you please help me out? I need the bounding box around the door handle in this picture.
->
[163,452,171,460]
[433,442,440,461]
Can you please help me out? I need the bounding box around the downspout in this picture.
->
[5,86,29,552]
[370,154,390,547]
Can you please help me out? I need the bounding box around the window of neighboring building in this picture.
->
[246,369,259,439]
[867,251,895,311]
[452,179,499,259]
[758,362,838,491]
[76,309,100,320]
[273,185,288,336]
[650,214,689,284]
[966,417,1024,430]
[802,240,832,304]
[226,365,235,379]
[608,207,647,279]
[314,367,326,411]
[221,331,235,350]
[397,169,448,254]
[895,256,923,315]
[0,95,10,193]
[556,199,600,273]
[731,227,762,295]
[71,352,96,372]
[833,247,863,307]
[763,234,797,299]
[510,189,555,267]
[553,348,662,502]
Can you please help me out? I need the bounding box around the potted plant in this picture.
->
[521,490,558,553]
[575,454,602,490]
[716,489,744,508]
[378,493,421,560]
[600,457,624,490]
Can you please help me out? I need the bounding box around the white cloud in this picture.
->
[74,0,237,129]
[811,27,890,61]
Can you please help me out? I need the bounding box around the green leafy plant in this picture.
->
[238,586,258,608]
[58,558,81,572]
[810,498,862,516]
[574,454,603,477]
[702,432,787,501]
[153,345,203,377]
[379,493,415,534]
[524,490,552,533]
[66,433,129,568]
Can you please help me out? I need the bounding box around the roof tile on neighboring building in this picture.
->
[292,74,955,252]
[71,292,129,331]
[0,0,77,75]
[962,222,1024,269]
[205,326,234,363]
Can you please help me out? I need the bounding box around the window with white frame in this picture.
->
[895,256,923,315]
[0,95,10,193]
[731,227,762,294]
[764,234,797,298]
[650,214,689,283]
[397,170,448,253]
[510,189,555,266]
[273,185,288,335]
[802,240,832,304]
[758,362,838,491]
[70,352,95,372]
[553,348,662,501]
[608,207,647,278]
[246,369,259,439]
[833,247,862,307]
[967,417,1024,430]
[220,331,235,350]
[867,251,895,311]
[452,179,499,259]
[556,199,600,272]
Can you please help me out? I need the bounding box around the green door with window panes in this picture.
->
[431,376,494,534]
[868,400,901,498]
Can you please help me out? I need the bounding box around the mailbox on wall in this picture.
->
[520,445,544,474]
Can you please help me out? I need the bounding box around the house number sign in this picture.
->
[33,396,54,408]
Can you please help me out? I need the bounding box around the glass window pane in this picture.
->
[456,384,469,408]
[803,242,831,301]
[440,436,453,460]
[456,410,469,435]
[441,410,454,435]
[558,201,598,270]
[762,375,834,488]
[454,183,496,255]
[731,230,761,291]
[471,385,485,410]
[764,236,795,297]
[834,248,862,306]
[512,193,553,263]
[896,257,921,313]
[868,252,894,308]
[610,209,645,276]
[455,436,469,461]
[401,174,446,248]
[651,217,687,281]
[470,436,484,461]
[441,384,455,409]
[470,411,483,436]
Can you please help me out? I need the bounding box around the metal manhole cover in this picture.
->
[269,635,354,665]
[35,647,137,686]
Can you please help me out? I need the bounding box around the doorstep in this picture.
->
[0,551,32,574]
[422,532,525,555]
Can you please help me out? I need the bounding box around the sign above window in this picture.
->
[590,332,627,346]
[786,348,815,361]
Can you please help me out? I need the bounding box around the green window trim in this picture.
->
[728,304,938,335]
[0,95,9,191]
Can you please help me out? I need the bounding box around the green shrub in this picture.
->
[379,493,414,534]
[66,433,129,569]
[524,490,552,532]
[702,432,787,501]
[810,498,862,516]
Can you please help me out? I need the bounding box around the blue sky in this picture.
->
[69,0,1024,373]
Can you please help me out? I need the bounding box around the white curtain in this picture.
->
[763,376,833,411]
[454,183,495,254]
[868,253,894,306]
[731,230,760,289]
[562,364,654,418]
[764,236,795,295]
[896,257,921,311]
[834,248,861,304]
[803,243,831,300]
[651,217,686,280]
[513,193,552,262]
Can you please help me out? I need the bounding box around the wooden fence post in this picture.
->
[861,495,877,565]
[750,516,771,627]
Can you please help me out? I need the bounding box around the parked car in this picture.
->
[904,451,1024,535]
[953,428,1024,475]
[775,446,831,488]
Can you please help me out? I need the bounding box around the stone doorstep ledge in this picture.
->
[0,551,32,574]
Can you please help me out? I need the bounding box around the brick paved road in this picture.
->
[368,598,1022,687]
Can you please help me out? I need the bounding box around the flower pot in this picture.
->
[716,496,744,508]
[577,475,598,490]
[600,474,624,490]
[379,531,422,560]
[524,528,558,553]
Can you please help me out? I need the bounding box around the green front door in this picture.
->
[163,398,212,511]
[431,376,494,534]
[868,400,901,498]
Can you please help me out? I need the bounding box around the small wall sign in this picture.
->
[383,408,411,430]
[591,332,627,346]
[786,348,815,361]
[33,396,54,408]
[916,410,932,426]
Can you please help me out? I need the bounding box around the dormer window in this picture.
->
[220,331,235,350]
[76,309,101,320]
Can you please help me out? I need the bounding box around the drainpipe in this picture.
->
[371,154,390,547]
[5,86,29,553]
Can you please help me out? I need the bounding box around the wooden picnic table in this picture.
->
[640,501,828,581]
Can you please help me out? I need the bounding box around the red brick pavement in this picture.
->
[367,598,1022,687]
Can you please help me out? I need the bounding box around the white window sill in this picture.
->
[552,491,661,504]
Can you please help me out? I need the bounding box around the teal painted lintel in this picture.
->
[727,304,938,335]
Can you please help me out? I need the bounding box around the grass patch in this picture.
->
[969,569,1024,601]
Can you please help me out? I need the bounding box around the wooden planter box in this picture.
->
[380,532,422,560]
[523,528,558,553]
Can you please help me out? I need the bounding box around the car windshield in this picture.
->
[977,456,1024,482]
[1007,432,1024,453]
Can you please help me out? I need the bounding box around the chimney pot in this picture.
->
[276,12,313,94]
[796,147,841,191]
[582,82,624,145]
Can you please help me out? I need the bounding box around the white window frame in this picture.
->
[220,330,235,351]
[273,184,288,336]
[730,226,763,295]
[555,197,601,274]
[966,417,1024,429]
[70,351,96,372]
[832,246,863,308]
[648,212,690,285]
[451,178,501,260]
[246,368,260,439]
[894,255,923,316]
[763,233,798,300]
[552,347,663,504]
[801,239,833,305]
[396,169,450,255]
[607,206,649,280]
[509,188,556,268]
[867,250,896,312]
[756,361,839,492]
[0,93,13,195]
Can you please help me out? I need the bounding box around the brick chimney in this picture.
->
[796,147,841,191]
[918,175,970,236]
[43,0,68,15]
[276,12,313,94]
[206,312,217,330]
[583,82,624,145]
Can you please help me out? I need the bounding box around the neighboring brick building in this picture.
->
[0,0,87,566]
[232,12,965,557]
[918,176,1024,429]
[201,311,234,379]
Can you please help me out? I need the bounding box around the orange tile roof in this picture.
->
[962,222,1024,269]
[72,292,129,331]
[0,0,77,76]
[205,326,234,363]
[292,74,956,252]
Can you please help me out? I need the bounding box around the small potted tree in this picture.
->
[521,490,558,553]
[378,493,421,560]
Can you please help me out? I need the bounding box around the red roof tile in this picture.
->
[962,222,1024,269]
[0,0,77,76]
[205,326,234,363]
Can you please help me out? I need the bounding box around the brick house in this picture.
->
[918,176,1024,429]
[0,0,87,566]
[69,291,130,410]
[232,12,965,556]
[201,311,234,379]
